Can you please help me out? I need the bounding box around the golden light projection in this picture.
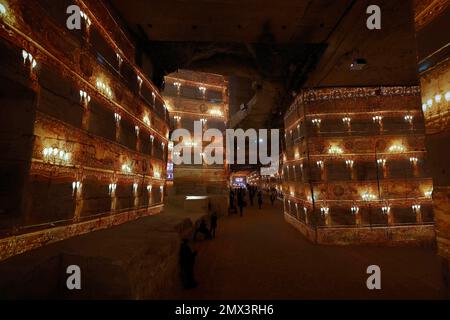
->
[209,109,224,117]
[79,90,91,106]
[372,115,383,124]
[137,75,143,90]
[96,79,113,99]
[404,115,413,123]
[42,147,71,165]
[328,145,343,154]
[422,91,450,113]
[0,0,171,262]
[351,206,359,214]
[121,163,132,173]
[142,113,152,127]
[198,86,207,95]
[116,53,123,68]
[389,144,406,153]
[22,50,37,70]
[361,192,377,201]
[108,183,117,196]
[79,10,92,27]
[0,3,7,16]
[72,181,82,197]
[381,206,391,214]
[345,160,354,168]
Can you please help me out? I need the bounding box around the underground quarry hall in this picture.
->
[0,0,449,301]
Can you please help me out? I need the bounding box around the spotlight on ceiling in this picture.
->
[350,58,368,71]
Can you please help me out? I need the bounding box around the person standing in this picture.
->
[229,190,236,214]
[238,190,245,217]
[180,239,198,289]
[249,188,255,207]
[194,219,212,240]
[270,190,276,206]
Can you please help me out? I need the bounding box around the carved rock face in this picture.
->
[79,53,93,78]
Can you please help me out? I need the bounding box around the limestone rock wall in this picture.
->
[0,0,169,261]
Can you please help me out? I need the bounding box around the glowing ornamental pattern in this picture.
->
[171,123,280,175]
[209,109,224,117]
[328,146,343,154]
[422,91,450,113]
[143,115,151,126]
[43,147,71,165]
[362,192,377,201]
[121,163,132,173]
[404,115,413,123]
[96,80,113,98]
[389,144,406,153]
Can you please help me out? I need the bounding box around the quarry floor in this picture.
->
[177,198,448,300]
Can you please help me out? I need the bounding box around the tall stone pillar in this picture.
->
[81,104,90,130]
[387,210,394,225]
[355,211,362,226]
[148,185,153,207]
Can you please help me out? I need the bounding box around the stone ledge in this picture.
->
[0,209,207,299]
[285,214,436,247]
[0,206,164,261]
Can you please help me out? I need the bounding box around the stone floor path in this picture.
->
[178,198,447,299]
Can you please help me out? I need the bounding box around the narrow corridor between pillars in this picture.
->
[177,197,446,300]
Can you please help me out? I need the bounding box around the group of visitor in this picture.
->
[229,185,278,216]
[179,211,219,289]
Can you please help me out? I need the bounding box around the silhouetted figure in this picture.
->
[237,191,245,217]
[194,219,212,240]
[249,188,255,207]
[210,212,218,239]
[270,191,276,206]
[229,190,237,214]
[258,191,263,209]
[180,239,197,289]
